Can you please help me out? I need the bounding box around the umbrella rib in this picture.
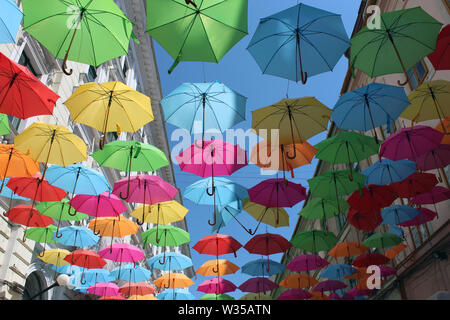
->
[198,15,219,63]
[246,31,294,49]
[262,35,296,75]
[199,12,248,35]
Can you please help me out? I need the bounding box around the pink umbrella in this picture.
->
[379,125,444,162]
[399,208,437,227]
[378,265,397,278]
[197,278,237,294]
[347,288,375,297]
[70,192,127,235]
[286,254,329,272]
[277,289,312,300]
[314,280,347,294]
[98,243,145,278]
[415,144,450,183]
[329,292,354,300]
[87,282,119,297]
[112,175,178,225]
[411,186,450,218]
[238,277,278,293]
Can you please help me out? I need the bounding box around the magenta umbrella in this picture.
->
[286,254,329,272]
[415,144,450,184]
[314,280,347,295]
[329,292,354,300]
[399,208,437,227]
[70,192,127,235]
[347,288,375,297]
[379,125,444,162]
[238,277,278,294]
[197,278,237,295]
[378,265,397,278]
[98,243,145,278]
[112,175,178,225]
[411,186,450,218]
[277,288,312,300]
[87,282,119,297]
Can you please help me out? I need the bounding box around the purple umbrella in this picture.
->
[329,292,354,300]
[286,254,329,272]
[197,278,237,294]
[347,288,375,297]
[314,280,347,294]
[399,208,437,227]
[411,186,450,218]
[277,289,312,300]
[248,178,306,208]
[378,265,397,278]
[415,144,450,183]
[238,277,278,293]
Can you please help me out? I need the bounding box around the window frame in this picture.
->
[407,59,429,91]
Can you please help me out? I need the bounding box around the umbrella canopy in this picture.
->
[239,293,272,300]
[87,282,119,297]
[362,233,403,249]
[435,116,450,144]
[384,243,408,260]
[0,113,10,135]
[390,172,438,199]
[24,225,58,255]
[52,264,82,276]
[314,280,347,294]
[362,159,416,186]
[197,278,237,295]
[70,192,127,221]
[347,184,397,212]
[4,205,53,230]
[242,199,290,234]
[22,0,133,75]
[98,295,126,301]
[277,289,312,300]
[0,145,40,191]
[280,274,318,289]
[87,216,138,241]
[415,144,450,172]
[110,264,151,282]
[148,252,193,272]
[286,254,329,273]
[53,226,100,248]
[193,234,242,257]
[248,178,306,208]
[161,82,247,141]
[82,269,114,285]
[211,200,243,232]
[0,0,22,43]
[241,258,285,277]
[411,186,450,218]
[320,264,358,280]
[147,0,248,73]
[238,277,278,293]
[129,201,188,226]
[154,273,194,293]
[428,25,450,70]
[158,289,195,301]
[38,248,70,267]
[290,230,338,253]
[196,259,239,277]
[64,250,107,284]
[247,2,350,83]
[0,53,59,118]
[119,282,155,296]
[381,205,421,225]
[399,208,437,227]
[200,293,235,301]
[347,288,375,297]
[347,207,383,232]
[328,242,369,259]
[7,174,67,203]
[299,198,349,220]
[350,7,442,86]
[352,252,390,268]
[127,295,158,301]
[98,243,145,264]
[252,97,332,151]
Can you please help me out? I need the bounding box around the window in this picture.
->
[7,115,21,130]
[18,52,38,77]
[87,65,97,82]
[443,0,450,14]
[407,60,428,91]
[122,59,130,77]
[22,272,47,300]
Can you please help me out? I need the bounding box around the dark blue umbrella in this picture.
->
[320,264,358,280]
[362,159,416,186]
[241,258,285,277]
[381,205,421,225]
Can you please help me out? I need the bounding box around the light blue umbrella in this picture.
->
[69,271,92,291]
[331,83,410,139]
[110,264,151,282]
[241,258,285,277]
[212,200,243,232]
[81,269,114,285]
[52,226,100,248]
[387,224,404,239]
[247,3,350,84]
[157,288,195,300]
[147,252,193,272]
[362,159,416,186]
[161,82,247,146]
[0,0,23,44]
[51,264,82,275]
[382,205,421,225]
[0,178,30,201]
[320,264,358,280]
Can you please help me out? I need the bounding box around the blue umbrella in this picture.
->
[331,83,410,140]
[387,224,404,239]
[157,288,195,300]
[52,226,100,248]
[69,271,91,291]
[320,264,358,280]
[0,178,30,202]
[0,0,23,44]
[382,205,421,225]
[82,268,114,284]
[161,82,247,147]
[362,159,416,186]
[147,252,193,272]
[247,3,350,84]
[51,264,82,275]
[110,264,151,282]
[212,200,243,232]
[184,177,248,226]
[241,258,285,277]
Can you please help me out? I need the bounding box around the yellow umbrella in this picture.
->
[242,198,289,235]
[401,80,450,132]
[252,97,331,159]
[153,273,194,293]
[63,81,154,148]
[196,259,240,277]
[129,201,188,225]
[127,295,158,300]
[37,248,70,266]
[239,292,272,300]
[88,216,139,251]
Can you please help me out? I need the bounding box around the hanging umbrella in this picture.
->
[200,293,235,301]
[88,217,139,251]
[98,294,126,301]
[148,252,193,274]
[239,293,272,300]
[241,199,289,235]
[53,226,100,248]
[52,264,82,276]
[362,159,416,186]
[362,233,403,249]
[197,278,237,295]
[347,184,396,212]
[314,280,347,295]
[127,295,158,301]
[435,116,450,144]
[328,242,369,259]
[119,282,155,296]
[290,230,338,253]
[64,81,154,148]
[0,178,30,206]
[411,186,450,218]
[98,243,145,278]
[24,225,58,257]
[63,250,107,284]
[92,140,169,198]
[0,0,22,43]
[250,141,316,179]
[158,289,195,301]
[4,205,53,241]
[248,179,306,208]
[252,97,332,157]
[146,0,248,73]
[347,288,375,297]
[314,131,380,179]
[329,292,354,300]
[238,277,278,294]
[428,25,450,70]
[110,264,151,283]
[161,82,247,145]
[0,53,59,118]
[277,289,312,300]
[384,243,408,260]
[247,2,350,84]
[401,80,450,132]
[241,258,284,277]
[82,269,114,285]
[415,145,450,183]
[299,198,349,221]
[280,274,318,289]
[129,201,188,226]
[347,207,383,232]
[320,264,358,280]
[352,252,390,268]
[37,248,70,267]
[193,233,242,259]
[196,259,239,277]
[286,254,329,273]
[22,0,133,75]
[211,200,243,232]
[87,282,119,297]
[399,208,437,227]
[0,113,10,135]
[381,205,421,225]
[350,7,442,86]
[390,172,438,199]
[153,273,194,293]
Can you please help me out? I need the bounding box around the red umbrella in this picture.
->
[238,277,278,293]
[352,252,390,268]
[3,205,53,242]
[193,234,242,258]
[64,250,107,284]
[411,186,450,218]
[398,208,437,227]
[347,184,396,212]
[0,52,59,119]
[119,282,155,296]
[415,144,450,184]
[428,24,450,70]
[314,279,347,295]
[390,172,438,199]
[347,207,383,232]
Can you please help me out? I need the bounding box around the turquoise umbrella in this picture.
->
[147,252,193,272]
[52,225,100,248]
[0,0,23,44]
[110,264,151,282]
[157,288,195,300]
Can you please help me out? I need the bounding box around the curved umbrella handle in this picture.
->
[185,0,198,8]
[194,139,205,149]
[212,265,219,274]
[208,207,217,226]
[266,256,270,273]
[206,185,215,197]
[55,229,64,239]
[286,146,297,160]
[62,57,73,76]
[163,278,171,289]
[119,176,131,200]
[80,273,87,285]
[397,76,410,86]
[67,206,78,217]
[158,249,166,265]
[38,248,46,258]
[300,71,308,85]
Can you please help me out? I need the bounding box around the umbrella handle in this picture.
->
[185,0,198,8]
[38,249,46,258]
[62,57,73,76]
[120,155,133,200]
[55,229,64,238]
[300,71,308,85]
[208,207,217,226]
[194,140,205,149]
[158,251,166,265]
[212,266,219,273]
[206,184,215,196]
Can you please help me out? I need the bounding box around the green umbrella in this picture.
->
[290,230,338,253]
[0,114,10,136]
[22,0,133,75]
[362,233,403,249]
[314,131,380,180]
[36,199,88,237]
[200,293,235,300]
[298,197,349,221]
[350,7,442,86]
[25,225,58,257]
[146,0,248,73]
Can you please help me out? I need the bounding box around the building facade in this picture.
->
[0,0,193,300]
[272,0,450,300]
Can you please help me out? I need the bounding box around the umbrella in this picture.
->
[362,159,416,186]
[153,273,194,293]
[53,226,100,248]
[197,278,237,295]
[286,254,329,273]
[244,233,292,272]
[290,230,338,253]
[247,2,350,83]
[350,7,442,86]
[328,242,369,259]
[239,293,272,300]
[110,264,151,283]
[161,82,247,145]
[14,122,87,181]
[314,131,380,179]
[193,233,242,258]
[98,243,145,278]
[0,0,22,43]
[241,258,284,277]
[362,233,403,249]
[299,198,349,232]
[399,208,437,227]
[200,293,235,301]
[88,217,139,251]
[250,141,316,179]
[347,184,396,212]
[280,274,318,289]
[314,280,347,295]
[320,264,358,280]
[82,269,114,285]
[241,199,289,234]
[435,116,450,144]
[92,140,170,199]
[22,0,133,75]
[148,252,193,274]
[211,200,243,232]
[331,83,410,141]
[352,252,390,268]
[129,201,188,226]
[127,295,158,301]
[428,25,450,70]
[37,248,70,267]
[384,243,408,260]
[4,205,53,241]
[411,186,450,218]
[63,250,107,284]
[347,207,383,232]
[390,172,438,199]
[99,295,126,301]
[119,282,155,296]
[401,80,450,132]
[87,282,119,297]
[0,178,30,207]
[0,113,10,135]
[196,259,239,277]
[415,145,450,183]
[277,289,312,300]
[64,81,154,148]
[158,289,195,301]
[248,179,306,208]
[52,264,82,276]
[238,277,278,293]
[147,0,248,73]
[252,97,332,156]
[347,288,375,297]
[329,292,354,300]
[24,225,58,257]
[0,53,59,118]
[381,205,421,225]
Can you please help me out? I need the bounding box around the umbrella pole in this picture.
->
[429,86,448,135]
[224,206,253,235]
[248,207,269,236]
[286,107,298,159]
[195,93,207,149]
[120,146,133,200]
[439,168,450,189]
[80,256,88,285]
[386,32,411,86]
[155,204,161,243]
[92,197,101,236]
[295,32,308,84]
[332,174,341,215]
[0,148,13,193]
[345,141,353,181]
[136,181,147,226]
[208,188,217,226]
[364,95,380,144]
[61,9,85,76]
[158,231,167,264]
[100,91,114,150]
[55,204,65,238]
[118,249,123,279]
[68,168,81,216]
[109,220,116,253]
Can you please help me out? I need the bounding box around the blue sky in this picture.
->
[153,0,361,300]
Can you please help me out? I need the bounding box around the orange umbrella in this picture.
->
[308,290,330,300]
[280,273,318,289]
[88,216,138,252]
[384,243,408,260]
[196,259,240,277]
[435,116,450,144]
[127,295,158,300]
[153,273,194,293]
[328,241,370,259]
[250,141,316,179]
